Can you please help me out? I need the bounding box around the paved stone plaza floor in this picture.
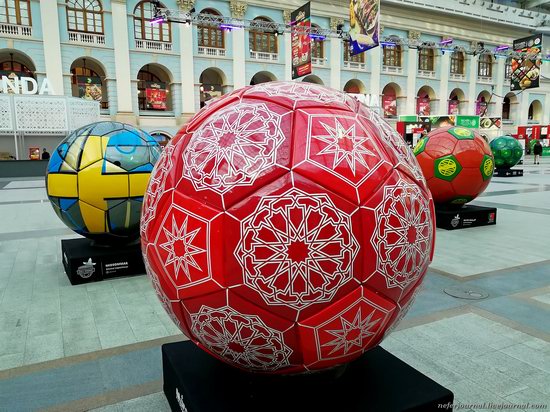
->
[0,158,549,411]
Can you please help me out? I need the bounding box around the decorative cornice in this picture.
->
[177,0,195,12]
[230,1,248,19]
[330,17,344,31]
[283,9,292,25]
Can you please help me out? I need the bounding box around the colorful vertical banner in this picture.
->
[145,81,167,110]
[349,0,380,55]
[77,76,102,102]
[476,100,488,117]
[291,2,311,79]
[448,99,460,115]
[511,34,542,91]
[382,95,397,117]
[417,97,431,116]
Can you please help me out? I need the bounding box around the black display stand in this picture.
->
[61,238,145,285]
[494,168,523,177]
[436,205,497,230]
[162,341,454,412]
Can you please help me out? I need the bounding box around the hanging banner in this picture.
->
[476,100,488,117]
[448,100,460,115]
[291,2,311,79]
[480,117,501,130]
[349,0,380,55]
[382,95,397,117]
[456,115,480,129]
[77,76,102,102]
[416,97,431,116]
[511,34,542,91]
[145,81,167,110]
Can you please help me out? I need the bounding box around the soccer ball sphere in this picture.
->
[141,82,435,373]
[490,136,523,169]
[414,126,494,206]
[46,122,161,243]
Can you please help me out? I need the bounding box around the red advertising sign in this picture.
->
[448,99,460,115]
[145,81,167,110]
[382,95,397,117]
[291,2,311,79]
[417,97,430,116]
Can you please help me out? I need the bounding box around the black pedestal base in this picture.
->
[61,238,145,285]
[494,168,523,177]
[436,205,497,230]
[162,341,454,412]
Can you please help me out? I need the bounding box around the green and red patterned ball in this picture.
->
[490,136,523,169]
[414,126,494,206]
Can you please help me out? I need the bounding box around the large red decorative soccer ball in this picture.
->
[141,82,435,373]
[414,126,494,206]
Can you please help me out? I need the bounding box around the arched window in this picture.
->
[478,54,493,77]
[311,25,324,60]
[134,1,171,43]
[502,97,511,120]
[66,0,103,33]
[343,43,365,63]
[450,51,464,75]
[138,69,163,110]
[0,59,33,77]
[249,17,277,54]
[0,0,31,26]
[383,44,401,67]
[418,47,434,71]
[198,9,224,49]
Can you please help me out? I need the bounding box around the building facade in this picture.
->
[0,0,549,156]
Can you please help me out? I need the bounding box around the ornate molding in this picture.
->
[177,0,195,12]
[283,10,292,25]
[408,30,421,42]
[330,17,344,31]
[230,1,247,19]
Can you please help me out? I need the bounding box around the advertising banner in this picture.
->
[479,117,501,130]
[145,81,167,110]
[349,0,380,55]
[456,115,480,129]
[77,76,102,102]
[475,100,488,117]
[511,34,542,91]
[291,2,311,79]
[382,95,397,117]
[399,115,418,122]
[448,100,460,115]
[416,97,431,116]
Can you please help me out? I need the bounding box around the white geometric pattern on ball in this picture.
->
[253,82,349,107]
[183,102,287,194]
[370,179,432,290]
[322,307,380,355]
[191,305,292,371]
[234,187,359,310]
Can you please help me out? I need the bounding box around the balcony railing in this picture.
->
[343,61,366,70]
[382,65,403,74]
[135,39,172,52]
[0,23,32,37]
[478,75,493,84]
[198,46,226,57]
[312,57,326,66]
[68,31,105,45]
[450,73,466,81]
[250,51,278,61]
[418,69,436,78]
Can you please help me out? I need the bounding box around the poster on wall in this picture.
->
[349,0,380,55]
[417,97,431,116]
[291,2,311,79]
[448,100,460,115]
[511,34,542,91]
[456,115,480,129]
[382,95,397,117]
[77,76,102,102]
[145,81,167,110]
[476,100,488,117]
[479,117,502,130]
[430,116,455,129]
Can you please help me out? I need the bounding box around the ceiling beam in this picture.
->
[523,0,550,9]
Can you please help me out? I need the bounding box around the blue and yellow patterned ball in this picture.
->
[46,122,161,243]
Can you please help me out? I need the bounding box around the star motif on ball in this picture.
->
[160,215,205,282]
[184,103,286,194]
[314,120,375,176]
[191,306,292,371]
[253,82,348,106]
[322,308,381,355]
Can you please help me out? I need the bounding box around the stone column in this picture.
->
[111,0,135,122]
[519,91,530,125]
[39,0,64,95]
[230,1,247,89]
[493,57,506,118]
[178,0,196,117]
[283,10,292,81]
[439,51,450,115]
[406,31,420,115]
[369,44,381,101]
[330,18,343,90]
[467,41,480,115]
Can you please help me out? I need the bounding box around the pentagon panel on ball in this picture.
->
[46,121,161,244]
[141,81,436,374]
[414,126,494,207]
[490,135,523,170]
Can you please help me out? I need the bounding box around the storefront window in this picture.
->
[138,69,168,111]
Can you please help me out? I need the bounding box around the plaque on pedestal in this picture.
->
[494,169,523,177]
[436,205,497,230]
[61,238,145,285]
[162,341,454,412]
